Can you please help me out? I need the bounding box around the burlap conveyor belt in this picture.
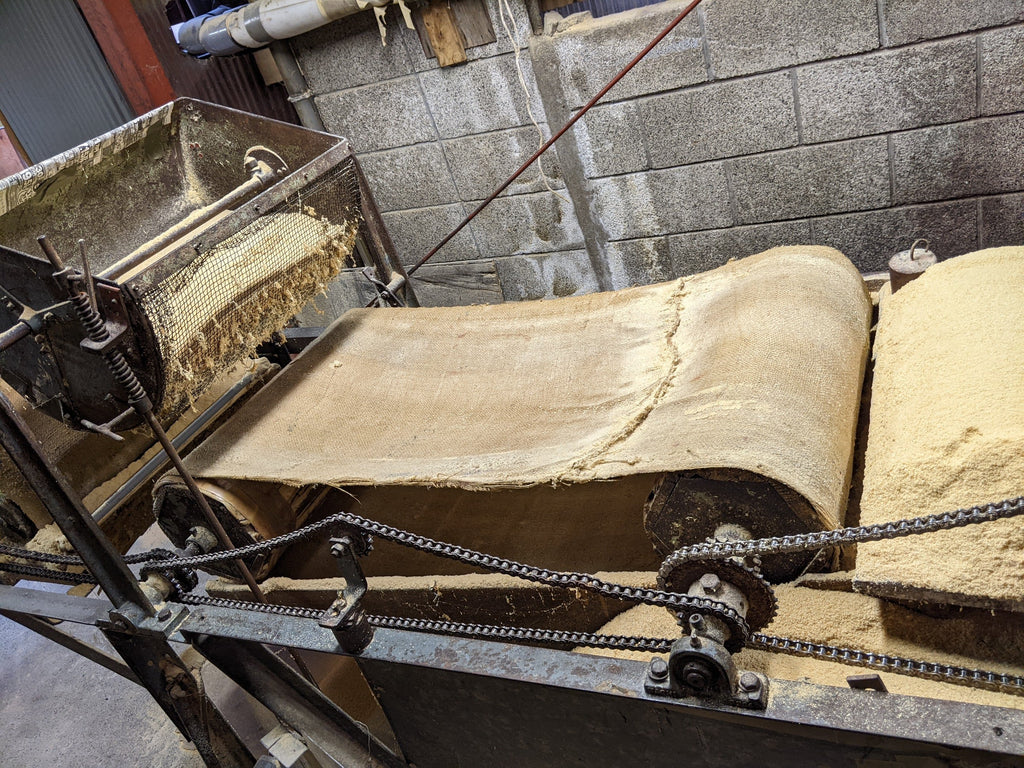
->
[154,246,871,577]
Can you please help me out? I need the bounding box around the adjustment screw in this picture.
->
[739,672,761,693]
[648,657,669,682]
[688,613,705,632]
[157,607,172,622]
[699,573,721,595]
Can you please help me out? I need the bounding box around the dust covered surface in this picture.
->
[140,212,356,419]
[176,247,870,535]
[582,580,1024,710]
[855,247,1024,610]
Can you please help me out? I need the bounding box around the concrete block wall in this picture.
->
[292,0,1024,303]
[293,2,592,302]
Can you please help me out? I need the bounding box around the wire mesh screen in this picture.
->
[136,158,362,420]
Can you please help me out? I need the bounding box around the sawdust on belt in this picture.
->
[580,581,1024,710]
[854,247,1024,609]
[177,246,870,534]
[145,211,356,418]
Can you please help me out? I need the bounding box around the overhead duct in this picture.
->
[175,0,391,57]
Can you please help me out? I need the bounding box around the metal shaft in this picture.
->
[0,322,30,352]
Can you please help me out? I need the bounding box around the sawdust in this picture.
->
[581,580,1024,709]
[145,211,356,418]
[855,247,1024,610]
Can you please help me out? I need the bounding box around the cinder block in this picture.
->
[382,202,480,264]
[980,193,1024,248]
[729,138,890,224]
[315,77,437,152]
[883,0,1024,46]
[704,0,877,79]
[666,220,813,275]
[813,200,977,272]
[799,39,976,144]
[574,102,649,178]
[603,237,672,289]
[467,190,585,257]
[893,115,1024,204]
[293,8,414,94]
[980,26,1024,116]
[417,54,546,139]
[589,163,733,240]
[358,143,460,212]
[494,249,599,300]
[532,2,706,111]
[296,270,373,325]
[442,126,566,200]
[638,72,798,168]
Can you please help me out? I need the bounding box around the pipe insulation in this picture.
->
[177,0,390,57]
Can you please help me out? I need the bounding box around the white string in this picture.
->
[496,0,571,204]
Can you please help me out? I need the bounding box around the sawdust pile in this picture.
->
[581,581,1024,709]
[854,247,1024,610]
[143,211,356,418]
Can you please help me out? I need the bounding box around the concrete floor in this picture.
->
[0,525,277,767]
[0,581,207,767]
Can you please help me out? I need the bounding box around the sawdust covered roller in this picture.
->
[155,246,872,583]
[0,99,361,429]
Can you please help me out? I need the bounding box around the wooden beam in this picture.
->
[76,0,176,115]
[419,0,468,67]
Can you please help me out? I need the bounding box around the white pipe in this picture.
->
[178,0,389,57]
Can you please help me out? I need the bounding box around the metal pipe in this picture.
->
[269,41,326,131]
[178,0,389,58]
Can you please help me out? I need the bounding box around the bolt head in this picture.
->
[699,573,722,595]
[157,607,172,621]
[739,672,761,693]
[648,657,669,682]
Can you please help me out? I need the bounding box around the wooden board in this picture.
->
[419,0,468,67]
[414,0,496,62]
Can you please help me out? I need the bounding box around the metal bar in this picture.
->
[100,172,265,281]
[0,610,141,686]
[196,635,405,768]
[104,630,255,767]
[0,387,151,611]
[0,321,30,351]
[93,362,272,523]
[407,0,703,276]
[123,141,353,292]
[0,583,115,625]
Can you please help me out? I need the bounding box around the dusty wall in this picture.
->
[290,0,1024,304]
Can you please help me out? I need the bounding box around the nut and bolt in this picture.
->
[739,672,761,693]
[648,657,669,683]
[157,607,172,622]
[699,573,721,595]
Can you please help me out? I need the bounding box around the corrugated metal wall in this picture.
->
[0,0,135,162]
[133,0,298,125]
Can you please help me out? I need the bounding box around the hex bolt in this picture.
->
[699,573,721,595]
[688,613,705,632]
[648,657,669,682]
[157,607,172,622]
[739,672,761,693]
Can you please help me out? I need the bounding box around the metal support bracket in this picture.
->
[644,635,768,710]
[318,535,374,653]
